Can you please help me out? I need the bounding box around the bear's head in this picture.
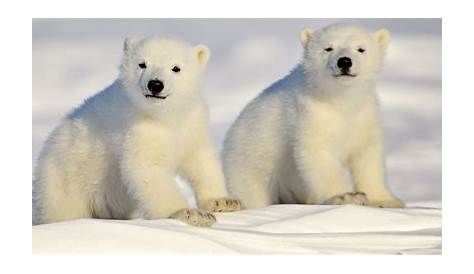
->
[119,37,209,116]
[300,24,390,90]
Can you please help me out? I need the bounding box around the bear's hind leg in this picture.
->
[226,169,277,209]
[35,177,93,224]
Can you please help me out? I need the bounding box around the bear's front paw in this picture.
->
[170,208,216,227]
[202,198,242,213]
[368,198,405,208]
[323,192,368,206]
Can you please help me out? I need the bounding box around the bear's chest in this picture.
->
[302,98,377,154]
[168,114,206,161]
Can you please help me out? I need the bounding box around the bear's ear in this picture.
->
[300,28,315,47]
[195,45,210,66]
[373,29,390,50]
[123,37,138,52]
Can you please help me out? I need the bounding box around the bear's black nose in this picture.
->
[337,57,352,69]
[147,79,164,94]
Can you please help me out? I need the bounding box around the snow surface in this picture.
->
[33,202,441,254]
[32,19,441,254]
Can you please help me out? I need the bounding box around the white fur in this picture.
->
[223,24,403,208]
[33,37,232,225]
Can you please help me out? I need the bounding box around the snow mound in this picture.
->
[33,202,441,254]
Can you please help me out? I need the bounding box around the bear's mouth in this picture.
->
[334,73,357,78]
[145,94,168,100]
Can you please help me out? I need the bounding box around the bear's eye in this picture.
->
[358,48,366,53]
[171,66,181,73]
[138,62,147,69]
[324,47,333,52]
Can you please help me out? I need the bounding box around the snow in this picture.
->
[32,19,441,254]
[33,202,441,254]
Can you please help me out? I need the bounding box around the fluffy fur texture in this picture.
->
[223,24,403,208]
[33,37,240,226]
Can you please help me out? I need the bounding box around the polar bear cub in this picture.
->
[33,37,240,226]
[223,24,403,208]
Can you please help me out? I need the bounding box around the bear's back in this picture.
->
[70,81,131,123]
